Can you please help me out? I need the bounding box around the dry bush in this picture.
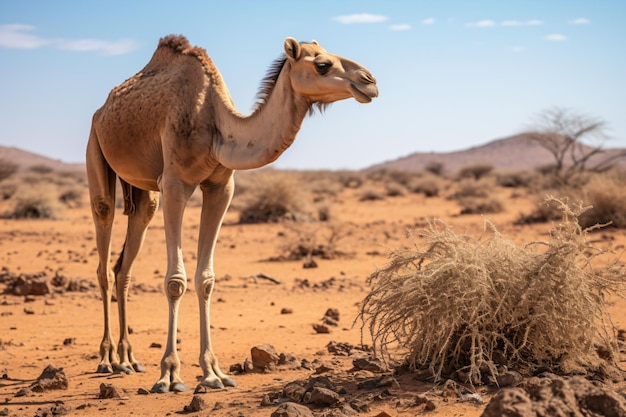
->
[425,162,445,176]
[457,163,493,180]
[496,170,538,188]
[458,195,504,215]
[3,184,64,219]
[360,198,623,384]
[385,183,406,197]
[336,170,365,189]
[238,174,313,223]
[448,178,493,199]
[272,222,352,262]
[578,170,626,228]
[0,159,18,182]
[359,188,385,202]
[0,180,18,200]
[408,174,442,197]
[27,164,54,174]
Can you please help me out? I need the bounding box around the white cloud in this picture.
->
[332,13,389,24]
[545,33,568,42]
[466,19,496,28]
[0,24,52,49]
[421,17,435,25]
[0,24,138,55]
[570,17,590,25]
[58,38,139,56]
[389,23,411,31]
[501,19,543,27]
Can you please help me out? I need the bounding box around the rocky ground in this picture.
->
[2,175,626,416]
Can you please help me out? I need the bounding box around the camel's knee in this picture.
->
[199,276,215,300]
[166,276,187,300]
[92,197,114,226]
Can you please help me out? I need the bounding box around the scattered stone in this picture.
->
[459,392,483,405]
[415,394,436,411]
[5,274,50,296]
[62,338,75,346]
[183,395,208,412]
[23,307,35,315]
[352,357,387,373]
[279,352,299,366]
[373,412,393,417]
[30,365,68,392]
[312,324,330,334]
[137,387,150,395]
[281,308,293,314]
[324,308,339,322]
[283,382,306,403]
[98,383,127,399]
[244,357,254,372]
[482,374,626,417]
[34,404,71,416]
[271,402,314,417]
[302,259,317,269]
[326,341,353,356]
[303,386,340,406]
[251,344,280,370]
[496,370,523,388]
[149,342,162,349]
[0,408,8,416]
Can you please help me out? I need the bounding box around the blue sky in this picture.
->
[0,1,624,170]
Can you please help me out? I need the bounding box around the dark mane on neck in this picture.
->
[253,55,288,112]
[253,54,329,115]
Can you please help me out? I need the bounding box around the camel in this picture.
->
[86,34,378,393]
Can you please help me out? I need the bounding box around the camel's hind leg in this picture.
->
[112,182,159,374]
[86,130,118,373]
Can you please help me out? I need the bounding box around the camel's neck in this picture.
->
[212,62,310,170]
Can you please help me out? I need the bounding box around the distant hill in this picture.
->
[0,146,84,172]
[368,134,626,174]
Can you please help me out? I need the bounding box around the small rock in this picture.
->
[149,342,162,349]
[352,357,387,373]
[281,308,293,314]
[459,392,483,405]
[324,308,340,321]
[251,344,280,370]
[496,370,523,388]
[271,402,314,417]
[98,383,127,399]
[312,324,330,334]
[183,395,208,412]
[62,338,75,346]
[137,387,150,395]
[31,365,68,392]
[304,387,340,406]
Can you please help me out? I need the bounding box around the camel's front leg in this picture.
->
[195,175,236,389]
[151,179,194,393]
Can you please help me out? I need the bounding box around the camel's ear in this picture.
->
[284,37,301,61]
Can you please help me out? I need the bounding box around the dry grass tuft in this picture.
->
[4,184,64,219]
[360,197,623,384]
[238,175,313,223]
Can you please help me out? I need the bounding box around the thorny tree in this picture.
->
[527,107,625,185]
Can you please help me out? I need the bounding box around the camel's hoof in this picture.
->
[170,382,189,392]
[112,363,134,375]
[96,364,113,374]
[199,378,224,389]
[150,382,169,394]
[221,376,237,388]
[132,363,145,373]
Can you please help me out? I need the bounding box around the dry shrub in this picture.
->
[448,178,492,199]
[458,195,504,215]
[238,175,312,223]
[408,173,442,197]
[4,184,64,219]
[496,170,538,188]
[578,170,626,229]
[425,162,444,176]
[360,197,623,384]
[272,222,352,262]
[457,163,493,180]
[359,188,385,201]
[0,159,18,182]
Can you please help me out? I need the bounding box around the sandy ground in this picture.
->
[1,180,626,417]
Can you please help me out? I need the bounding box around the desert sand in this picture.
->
[1,171,626,417]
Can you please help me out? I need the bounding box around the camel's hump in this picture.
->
[158,35,193,53]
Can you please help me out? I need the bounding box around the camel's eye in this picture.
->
[315,61,332,75]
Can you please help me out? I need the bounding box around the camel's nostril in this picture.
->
[359,70,376,84]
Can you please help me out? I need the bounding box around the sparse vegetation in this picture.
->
[0,159,18,182]
[360,198,623,384]
[457,163,493,180]
[238,175,313,223]
[4,184,64,219]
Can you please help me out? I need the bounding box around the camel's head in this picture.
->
[284,38,378,104]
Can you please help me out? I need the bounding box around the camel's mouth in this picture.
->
[350,83,378,104]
